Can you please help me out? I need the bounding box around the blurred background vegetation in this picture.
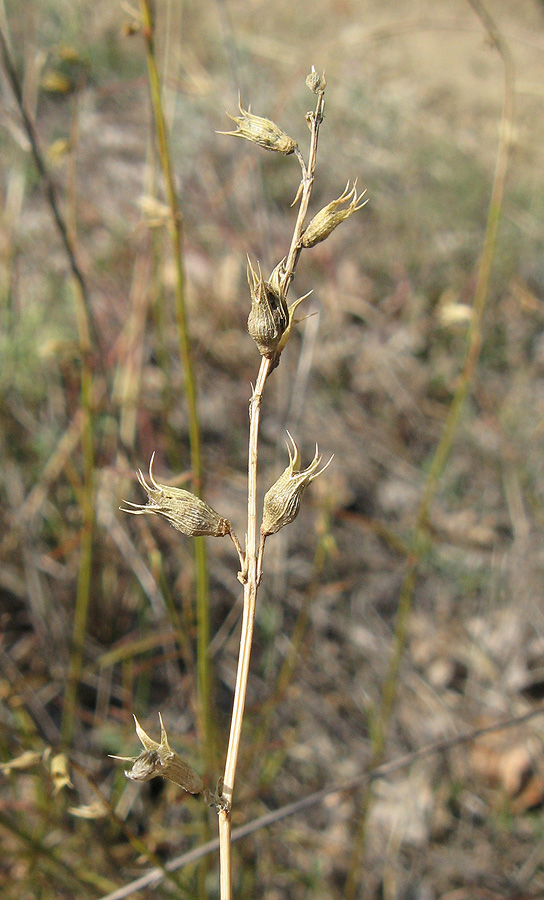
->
[1,0,544,898]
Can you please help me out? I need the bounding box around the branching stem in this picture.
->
[284,89,325,295]
[218,86,326,899]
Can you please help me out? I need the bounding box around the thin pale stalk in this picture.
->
[97,704,544,900]
[61,97,96,748]
[284,89,325,291]
[218,357,271,900]
[344,4,515,895]
[139,0,213,772]
[0,21,105,376]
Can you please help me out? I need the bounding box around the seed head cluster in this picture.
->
[118,74,365,822]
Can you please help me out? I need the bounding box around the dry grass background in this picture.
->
[2,0,544,898]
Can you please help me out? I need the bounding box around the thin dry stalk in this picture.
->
[0,20,105,374]
[218,356,270,900]
[218,78,332,900]
[138,0,214,782]
[344,2,516,894]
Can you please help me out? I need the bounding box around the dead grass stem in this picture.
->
[344,2,516,894]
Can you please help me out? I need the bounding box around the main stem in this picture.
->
[218,356,270,900]
[217,85,326,900]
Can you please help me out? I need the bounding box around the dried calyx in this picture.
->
[246,257,288,359]
[261,432,333,537]
[120,453,231,538]
[112,715,226,809]
[219,98,297,155]
[112,715,204,793]
[301,180,367,248]
[305,66,326,95]
[247,257,312,363]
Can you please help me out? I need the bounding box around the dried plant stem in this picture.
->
[0,26,107,738]
[50,96,96,748]
[344,4,515,895]
[0,22,104,374]
[218,356,270,900]
[139,0,200,490]
[139,0,214,772]
[218,86,326,900]
[284,90,325,290]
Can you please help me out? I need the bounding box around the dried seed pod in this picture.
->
[246,257,289,359]
[261,432,333,536]
[68,800,109,820]
[120,454,231,538]
[0,750,43,775]
[301,180,367,248]
[50,753,73,794]
[219,98,297,154]
[111,714,204,795]
[306,66,326,94]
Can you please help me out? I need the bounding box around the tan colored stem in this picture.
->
[218,357,270,899]
[218,86,326,899]
[284,89,325,294]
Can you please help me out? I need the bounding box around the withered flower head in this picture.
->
[0,750,43,775]
[301,180,368,248]
[120,453,231,538]
[50,753,73,795]
[261,432,333,536]
[305,66,326,95]
[247,257,289,359]
[219,98,297,155]
[111,714,204,795]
